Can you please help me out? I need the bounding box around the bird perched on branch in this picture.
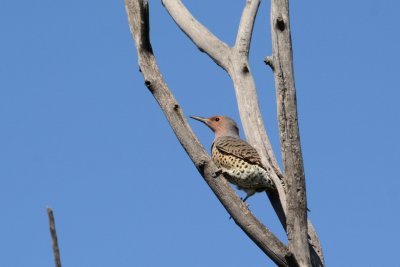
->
[190,115,275,201]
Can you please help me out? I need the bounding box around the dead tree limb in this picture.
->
[267,0,324,266]
[163,0,288,234]
[47,207,62,267]
[162,0,282,178]
[125,0,290,265]
[125,0,324,265]
[162,5,324,262]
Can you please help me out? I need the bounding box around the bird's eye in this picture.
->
[215,117,220,122]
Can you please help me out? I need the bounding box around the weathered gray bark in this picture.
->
[266,0,324,266]
[47,208,62,267]
[125,0,324,266]
[269,0,310,265]
[125,1,290,265]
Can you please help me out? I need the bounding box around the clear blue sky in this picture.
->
[1,0,399,266]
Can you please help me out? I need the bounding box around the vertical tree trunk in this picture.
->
[268,0,311,266]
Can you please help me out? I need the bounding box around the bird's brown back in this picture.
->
[212,136,265,169]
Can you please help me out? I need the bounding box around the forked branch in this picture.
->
[163,1,325,266]
[125,0,290,265]
[126,0,324,265]
[161,0,231,69]
[163,0,288,230]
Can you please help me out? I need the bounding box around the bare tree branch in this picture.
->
[47,207,62,267]
[162,0,288,229]
[267,53,325,267]
[308,221,325,266]
[163,0,282,177]
[124,0,290,265]
[234,0,260,57]
[269,0,314,265]
[162,5,325,265]
[162,0,231,69]
[126,0,325,265]
[229,0,283,184]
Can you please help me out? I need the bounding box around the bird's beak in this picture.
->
[190,115,209,125]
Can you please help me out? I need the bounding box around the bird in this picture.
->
[190,115,275,202]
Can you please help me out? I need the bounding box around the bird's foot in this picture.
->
[228,199,251,220]
[211,169,223,178]
[240,197,251,209]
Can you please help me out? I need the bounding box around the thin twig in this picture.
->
[47,207,62,267]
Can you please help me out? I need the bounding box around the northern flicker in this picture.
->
[190,115,275,201]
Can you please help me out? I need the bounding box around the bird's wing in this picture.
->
[214,136,264,167]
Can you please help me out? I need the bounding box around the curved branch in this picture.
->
[234,0,260,57]
[162,0,231,69]
[230,1,289,224]
[124,1,290,265]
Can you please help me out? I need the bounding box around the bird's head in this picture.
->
[190,115,240,139]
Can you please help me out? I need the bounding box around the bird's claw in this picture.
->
[240,197,251,209]
[212,169,223,178]
[228,199,251,220]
